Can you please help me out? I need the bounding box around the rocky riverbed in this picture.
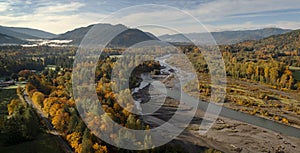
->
[131,54,300,153]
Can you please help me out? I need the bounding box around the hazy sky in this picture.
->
[0,0,300,35]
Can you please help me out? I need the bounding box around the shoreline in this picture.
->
[137,72,300,152]
[131,57,300,152]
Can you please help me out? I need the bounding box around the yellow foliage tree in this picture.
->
[43,97,58,117]
[32,91,45,108]
[49,103,62,117]
[52,109,70,132]
[7,99,21,116]
[93,143,108,153]
[66,132,82,153]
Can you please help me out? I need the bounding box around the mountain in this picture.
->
[159,28,291,45]
[6,27,57,39]
[108,29,159,47]
[234,29,300,54]
[55,25,94,45]
[145,32,158,40]
[0,26,57,39]
[55,24,158,47]
[0,26,38,39]
[0,33,27,45]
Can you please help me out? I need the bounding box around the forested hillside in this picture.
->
[55,24,158,47]
[159,28,291,45]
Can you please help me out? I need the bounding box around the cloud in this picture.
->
[0,2,10,12]
[35,2,85,14]
[0,0,299,35]
[97,5,211,35]
[187,0,300,21]
[205,21,300,32]
[0,1,105,34]
[0,12,104,34]
[90,2,300,35]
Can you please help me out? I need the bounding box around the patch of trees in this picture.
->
[0,55,44,77]
[44,56,74,68]
[24,55,191,152]
[0,46,76,78]
[24,58,144,152]
[223,29,300,67]
[183,45,299,91]
[222,51,298,90]
[1,98,41,145]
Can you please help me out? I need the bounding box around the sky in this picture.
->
[0,0,300,35]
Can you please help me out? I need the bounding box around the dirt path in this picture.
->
[24,93,73,153]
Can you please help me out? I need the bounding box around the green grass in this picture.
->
[0,133,64,153]
[0,89,17,116]
[293,71,300,81]
[289,66,300,82]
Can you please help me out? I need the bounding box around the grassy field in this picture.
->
[0,89,64,153]
[0,133,64,153]
[293,71,300,81]
[289,66,300,81]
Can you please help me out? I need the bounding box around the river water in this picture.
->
[131,54,300,138]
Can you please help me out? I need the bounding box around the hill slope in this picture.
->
[55,24,158,47]
[55,25,94,45]
[7,27,57,39]
[0,26,39,39]
[0,33,27,45]
[234,29,300,54]
[0,26,57,39]
[159,28,291,45]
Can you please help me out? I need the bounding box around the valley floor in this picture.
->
[138,71,300,153]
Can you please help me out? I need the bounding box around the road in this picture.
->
[23,93,73,153]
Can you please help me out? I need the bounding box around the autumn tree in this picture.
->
[32,91,45,108]
[67,132,82,153]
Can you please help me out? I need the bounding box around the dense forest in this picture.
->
[182,30,300,127]
[0,46,76,78]
[0,87,41,145]
[183,29,300,91]
[20,56,195,153]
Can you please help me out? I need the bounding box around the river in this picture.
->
[132,54,300,138]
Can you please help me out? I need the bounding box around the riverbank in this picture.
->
[184,74,300,129]
[132,54,300,152]
[137,72,300,152]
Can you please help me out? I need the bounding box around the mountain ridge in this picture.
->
[0,33,28,45]
[159,28,291,45]
[7,26,57,39]
[55,23,158,47]
[0,26,57,39]
[233,29,300,55]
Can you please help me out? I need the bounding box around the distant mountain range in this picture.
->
[0,24,294,47]
[159,28,291,45]
[5,26,57,39]
[233,29,300,54]
[0,33,27,45]
[0,26,57,39]
[0,25,58,44]
[0,24,158,47]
